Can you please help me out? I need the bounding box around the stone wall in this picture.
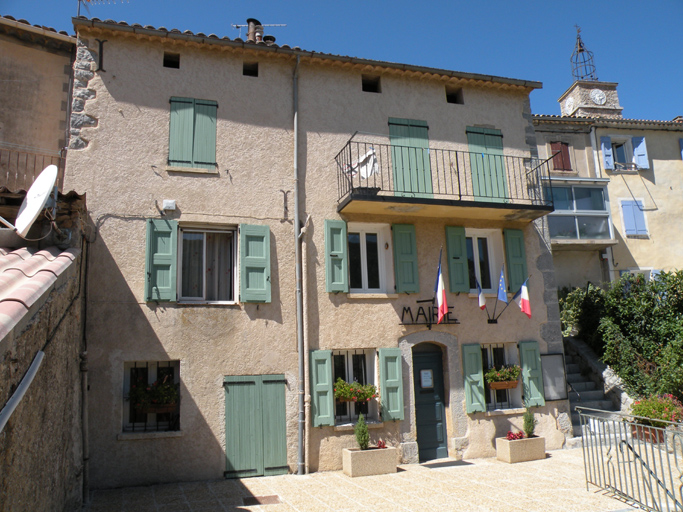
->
[0,247,85,512]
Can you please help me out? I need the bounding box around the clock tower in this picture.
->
[558,28,623,119]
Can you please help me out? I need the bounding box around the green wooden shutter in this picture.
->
[388,118,432,198]
[192,99,218,169]
[504,228,527,294]
[261,375,288,476]
[445,226,469,292]
[466,127,508,202]
[392,224,419,293]
[224,375,263,478]
[240,224,271,303]
[379,348,404,421]
[519,341,545,406]
[145,219,178,302]
[324,219,348,293]
[462,344,485,413]
[310,350,334,427]
[169,97,194,167]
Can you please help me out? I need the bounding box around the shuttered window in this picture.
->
[145,219,178,301]
[239,224,271,303]
[310,350,335,427]
[601,136,649,170]
[461,344,485,413]
[621,200,648,237]
[519,341,545,407]
[550,142,572,171]
[504,229,527,294]
[324,220,348,293]
[169,97,217,170]
[445,226,469,293]
[379,348,404,421]
[392,224,419,293]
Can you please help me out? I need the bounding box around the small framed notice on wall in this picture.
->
[420,369,433,389]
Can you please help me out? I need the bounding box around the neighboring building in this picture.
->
[0,15,75,191]
[534,31,683,290]
[66,17,570,488]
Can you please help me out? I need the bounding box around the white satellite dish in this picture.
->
[0,165,58,238]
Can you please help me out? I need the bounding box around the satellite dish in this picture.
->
[0,165,58,238]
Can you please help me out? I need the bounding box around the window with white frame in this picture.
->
[545,184,611,240]
[179,227,236,302]
[465,228,503,293]
[123,361,180,432]
[481,343,520,411]
[347,223,393,293]
[332,349,377,422]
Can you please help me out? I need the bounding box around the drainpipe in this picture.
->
[293,55,305,476]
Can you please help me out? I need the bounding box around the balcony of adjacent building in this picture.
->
[0,144,66,192]
[334,133,554,222]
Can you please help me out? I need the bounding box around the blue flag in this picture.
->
[497,267,508,303]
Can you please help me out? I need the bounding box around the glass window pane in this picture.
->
[613,143,627,163]
[333,355,346,417]
[466,237,476,289]
[478,238,491,289]
[365,233,380,289]
[130,366,149,423]
[577,216,610,239]
[574,188,605,211]
[352,354,366,384]
[550,186,573,210]
[348,233,362,289]
[205,232,233,301]
[548,217,578,239]
[182,232,204,298]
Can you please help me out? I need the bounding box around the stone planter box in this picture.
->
[496,436,545,463]
[342,447,398,477]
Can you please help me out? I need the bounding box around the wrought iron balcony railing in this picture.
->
[0,146,65,192]
[335,136,554,210]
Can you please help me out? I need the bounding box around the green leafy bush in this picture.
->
[630,394,683,428]
[484,365,521,383]
[354,413,370,450]
[523,403,537,438]
[559,283,605,354]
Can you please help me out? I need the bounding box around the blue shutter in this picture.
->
[445,226,469,292]
[600,136,613,170]
[145,219,178,301]
[679,139,683,161]
[324,220,348,293]
[192,99,218,169]
[461,344,485,413]
[310,350,334,427]
[519,341,545,406]
[239,224,271,303]
[392,224,419,293]
[504,229,527,294]
[379,348,404,421]
[632,137,649,169]
[169,97,194,167]
[622,200,647,236]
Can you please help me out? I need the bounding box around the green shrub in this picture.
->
[559,283,605,354]
[334,378,377,403]
[523,404,537,438]
[484,364,521,383]
[354,413,369,450]
[630,394,683,428]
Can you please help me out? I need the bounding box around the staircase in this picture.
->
[564,349,619,437]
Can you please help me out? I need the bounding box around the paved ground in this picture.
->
[85,448,636,512]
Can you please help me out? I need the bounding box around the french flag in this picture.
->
[434,249,448,324]
[513,278,531,318]
[475,280,486,310]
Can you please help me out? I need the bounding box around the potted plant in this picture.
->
[630,394,683,443]
[126,374,180,414]
[485,364,522,390]
[495,404,546,463]
[342,414,398,477]
[334,378,377,403]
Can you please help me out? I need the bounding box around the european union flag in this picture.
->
[497,267,508,303]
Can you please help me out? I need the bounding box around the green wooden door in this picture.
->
[389,118,432,198]
[412,348,448,461]
[224,375,287,478]
[466,128,508,203]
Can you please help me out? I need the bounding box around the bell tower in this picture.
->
[558,27,623,119]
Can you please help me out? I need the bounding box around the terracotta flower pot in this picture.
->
[631,424,666,443]
[487,380,519,390]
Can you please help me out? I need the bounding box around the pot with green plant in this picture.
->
[630,394,683,443]
[495,403,546,463]
[485,364,522,390]
[334,378,377,403]
[342,413,398,477]
[126,375,180,414]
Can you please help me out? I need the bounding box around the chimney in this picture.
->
[246,18,261,42]
[263,35,276,45]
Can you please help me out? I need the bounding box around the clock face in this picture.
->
[591,89,607,105]
[564,97,575,115]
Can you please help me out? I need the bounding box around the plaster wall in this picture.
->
[553,251,604,290]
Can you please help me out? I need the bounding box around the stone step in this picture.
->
[565,372,589,383]
[569,389,606,402]
[573,399,615,411]
[565,363,581,374]
[567,380,597,392]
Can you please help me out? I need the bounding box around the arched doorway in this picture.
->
[412,343,448,461]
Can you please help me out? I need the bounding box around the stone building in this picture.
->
[65,16,570,488]
[534,31,683,289]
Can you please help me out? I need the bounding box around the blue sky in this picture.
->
[4,0,682,121]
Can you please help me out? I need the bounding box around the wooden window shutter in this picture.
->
[621,200,647,236]
[379,348,404,421]
[445,226,469,293]
[310,350,334,427]
[504,228,527,294]
[550,142,571,171]
[461,344,485,413]
[169,97,194,167]
[324,219,348,293]
[392,224,419,293]
[519,341,545,406]
[631,137,649,169]
[192,99,218,169]
[600,136,614,170]
[145,219,178,302]
[239,224,271,303]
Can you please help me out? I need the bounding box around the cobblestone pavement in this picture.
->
[85,448,635,512]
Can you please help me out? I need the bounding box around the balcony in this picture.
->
[335,135,554,221]
[0,146,65,192]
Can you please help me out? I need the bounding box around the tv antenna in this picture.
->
[77,0,130,17]
[0,165,65,240]
[231,22,286,40]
